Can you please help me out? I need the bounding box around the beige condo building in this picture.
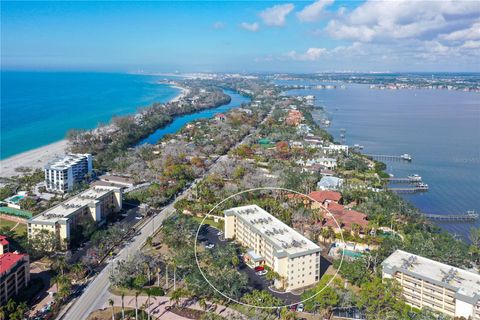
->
[28,186,122,249]
[382,250,480,319]
[224,205,323,291]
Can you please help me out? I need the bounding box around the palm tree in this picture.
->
[0,306,5,320]
[6,299,16,313]
[121,293,125,320]
[108,298,115,320]
[199,298,207,311]
[170,289,183,307]
[52,256,69,275]
[135,291,140,320]
[71,263,85,281]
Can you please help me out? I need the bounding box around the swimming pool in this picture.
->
[343,249,363,258]
[6,194,25,203]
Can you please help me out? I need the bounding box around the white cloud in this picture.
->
[461,40,480,49]
[297,0,334,23]
[260,3,295,27]
[286,47,327,61]
[240,22,260,32]
[213,22,225,29]
[326,0,479,42]
[440,21,480,41]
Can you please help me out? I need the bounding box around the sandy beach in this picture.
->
[167,84,190,103]
[0,140,68,178]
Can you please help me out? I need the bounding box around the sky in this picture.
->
[1,0,480,73]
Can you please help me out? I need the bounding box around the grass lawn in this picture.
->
[192,216,223,229]
[0,217,27,236]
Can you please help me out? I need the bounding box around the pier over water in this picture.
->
[422,211,479,222]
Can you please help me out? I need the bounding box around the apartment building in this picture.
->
[28,186,122,249]
[224,205,323,291]
[45,153,93,193]
[0,238,30,305]
[382,250,480,319]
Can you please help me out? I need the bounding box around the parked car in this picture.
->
[205,243,215,249]
[254,265,265,272]
[256,270,267,276]
[289,304,297,311]
[217,231,223,236]
[297,303,304,312]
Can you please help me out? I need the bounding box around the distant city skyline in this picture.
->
[2,1,479,72]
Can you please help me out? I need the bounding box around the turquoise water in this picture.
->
[284,82,480,241]
[343,250,363,258]
[139,89,251,145]
[1,71,180,159]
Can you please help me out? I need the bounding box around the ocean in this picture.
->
[1,71,180,159]
[284,82,480,241]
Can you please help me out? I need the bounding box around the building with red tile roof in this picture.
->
[0,251,30,305]
[309,191,342,205]
[0,235,9,255]
[286,110,303,126]
[318,202,369,235]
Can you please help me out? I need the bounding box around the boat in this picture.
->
[407,174,422,182]
[401,153,412,161]
[416,183,429,190]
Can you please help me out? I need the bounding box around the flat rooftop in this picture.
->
[29,186,118,225]
[45,153,90,170]
[225,205,322,258]
[382,249,480,302]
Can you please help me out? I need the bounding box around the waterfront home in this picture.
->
[320,202,369,234]
[297,124,312,135]
[214,113,226,122]
[317,176,344,191]
[323,143,349,156]
[286,110,303,126]
[382,250,480,319]
[309,191,342,207]
[296,157,337,170]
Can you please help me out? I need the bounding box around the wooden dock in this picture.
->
[388,186,428,193]
[386,177,421,183]
[422,211,478,222]
[365,154,412,162]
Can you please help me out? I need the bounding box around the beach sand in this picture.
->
[0,140,68,178]
[169,85,190,103]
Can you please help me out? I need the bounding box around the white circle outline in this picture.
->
[193,187,345,309]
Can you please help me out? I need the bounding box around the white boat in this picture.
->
[401,153,412,161]
[407,174,422,181]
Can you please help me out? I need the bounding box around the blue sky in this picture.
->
[2,1,479,72]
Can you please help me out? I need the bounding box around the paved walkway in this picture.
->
[103,294,246,320]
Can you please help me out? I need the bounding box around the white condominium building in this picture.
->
[225,205,323,291]
[382,250,480,319]
[45,153,93,193]
[28,186,122,249]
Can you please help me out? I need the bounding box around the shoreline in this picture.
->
[0,83,189,179]
[0,140,68,178]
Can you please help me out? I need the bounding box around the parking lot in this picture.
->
[198,223,302,306]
